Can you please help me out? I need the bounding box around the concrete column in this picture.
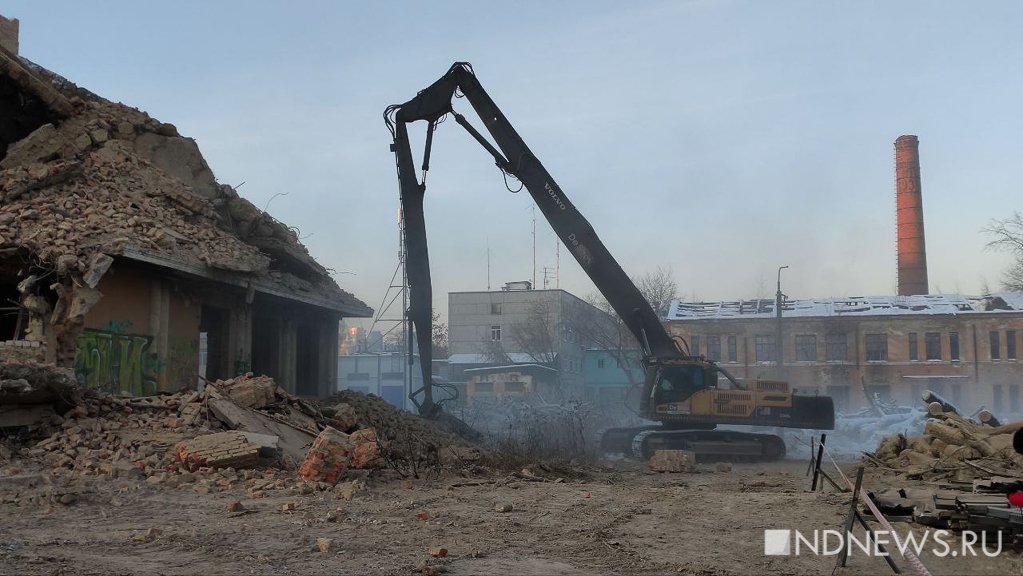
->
[279,318,297,393]
[227,303,252,376]
[321,318,340,397]
[150,278,170,389]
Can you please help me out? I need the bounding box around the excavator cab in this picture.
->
[652,363,710,404]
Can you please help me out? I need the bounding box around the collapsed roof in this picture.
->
[0,47,371,317]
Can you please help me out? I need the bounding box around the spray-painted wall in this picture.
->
[75,263,199,395]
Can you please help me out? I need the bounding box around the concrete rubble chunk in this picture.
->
[648,449,694,473]
[298,426,353,485]
[81,252,113,288]
[174,431,260,471]
[0,123,61,169]
[223,375,276,409]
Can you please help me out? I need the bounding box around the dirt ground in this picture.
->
[1,454,1019,576]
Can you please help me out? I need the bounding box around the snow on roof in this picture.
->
[446,352,544,365]
[462,363,558,374]
[667,292,1023,320]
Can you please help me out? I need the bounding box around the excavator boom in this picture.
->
[386,63,833,458]
[387,63,678,414]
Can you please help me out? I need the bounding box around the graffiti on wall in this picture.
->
[75,326,159,396]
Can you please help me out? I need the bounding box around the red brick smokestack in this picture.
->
[895,135,928,296]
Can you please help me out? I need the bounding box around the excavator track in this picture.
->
[601,427,787,462]
[631,429,786,461]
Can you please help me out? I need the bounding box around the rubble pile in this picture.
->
[1,364,484,501]
[856,391,1023,548]
[320,390,483,465]
[0,50,364,363]
[0,100,270,275]
[871,411,1023,482]
[869,393,1023,483]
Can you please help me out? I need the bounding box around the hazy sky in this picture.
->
[8,1,1021,326]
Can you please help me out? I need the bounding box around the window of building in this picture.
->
[475,382,494,394]
[690,335,701,356]
[755,335,775,363]
[825,333,847,362]
[707,335,721,362]
[795,335,816,362]
[924,332,941,361]
[348,372,371,381]
[1008,330,1017,361]
[504,381,525,393]
[949,332,960,362]
[727,335,737,363]
[908,332,918,362]
[865,334,887,362]
[597,358,606,369]
[993,384,1004,407]
[990,331,1000,360]
[1010,384,1021,412]
[490,302,502,315]
[490,325,501,342]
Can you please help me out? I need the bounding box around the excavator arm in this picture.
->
[386,63,680,417]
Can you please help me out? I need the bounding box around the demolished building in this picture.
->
[0,31,372,397]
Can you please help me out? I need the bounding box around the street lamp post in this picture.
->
[776,265,789,379]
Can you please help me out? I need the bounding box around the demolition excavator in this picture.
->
[385,63,834,460]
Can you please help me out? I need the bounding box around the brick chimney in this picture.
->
[0,15,18,55]
[895,135,929,296]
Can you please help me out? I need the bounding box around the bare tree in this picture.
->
[508,300,558,365]
[431,312,449,359]
[634,266,682,317]
[985,211,1023,291]
[570,266,681,387]
[477,336,511,365]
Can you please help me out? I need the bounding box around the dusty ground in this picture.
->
[2,455,1020,576]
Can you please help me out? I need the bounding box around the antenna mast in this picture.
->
[531,205,536,288]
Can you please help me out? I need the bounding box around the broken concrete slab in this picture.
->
[0,363,79,407]
[208,398,313,468]
[0,404,56,428]
[238,431,281,456]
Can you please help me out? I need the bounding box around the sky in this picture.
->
[7,1,1022,327]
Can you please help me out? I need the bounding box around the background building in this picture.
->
[667,293,1023,415]
[448,282,618,401]
[582,348,645,407]
[336,352,424,410]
